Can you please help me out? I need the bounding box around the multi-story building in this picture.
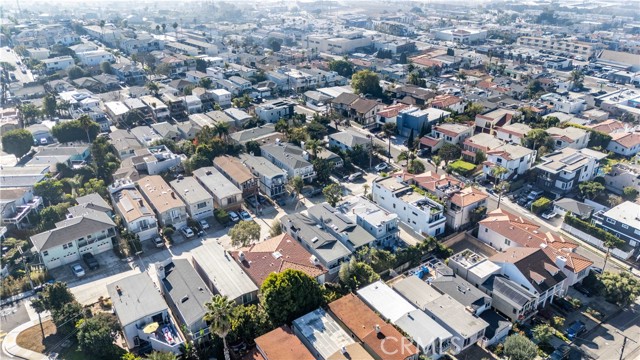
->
[546,127,591,150]
[213,155,259,199]
[238,154,288,199]
[137,175,188,230]
[435,28,487,43]
[255,100,296,123]
[305,31,373,54]
[336,196,400,247]
[534,148,607,195]
[372,175,446,237]
[109,179,158,241]
[192,167,243,211]
[494,123,532,145]
[593,201,640,250]
[474,108,515,135]
[517,36,595,58]
[41,56,75,72]
[604,163,640,195]
[483,143,536,181]
[76,50,116,67]
[540,93,586,114]
[170,177,214,220]
[307,203,377,252]
[139,96,170,121]
[261,142,316,182]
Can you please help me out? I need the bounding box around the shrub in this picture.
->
[564,214,622,246]
[214,208,230,225]
[531,197,552,214]
[447,160,476,177]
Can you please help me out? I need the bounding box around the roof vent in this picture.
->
[181,295,189,303]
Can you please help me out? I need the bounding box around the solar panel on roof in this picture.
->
[560,153,585,165]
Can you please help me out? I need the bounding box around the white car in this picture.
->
[152,237,164,248]
[375,163,389,172]
[71,264,85,278]
[199,219,210,230]
[228,211,240,222]
[181,227,195,238]
[541,211,557,220]
[240,211,252,221]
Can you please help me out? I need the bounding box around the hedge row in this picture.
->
[564,214,621,246]
[531,197,552,214]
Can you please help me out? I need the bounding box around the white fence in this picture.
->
[560,223,634,260]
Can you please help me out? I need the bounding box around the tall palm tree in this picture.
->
[382,123,396,162]
[490,165,509,208]
[490,165,508,186]
[155,24,160,34]
[161,23,167,39]
[305,139,323,158]
[363,184,370,197]
[203,295,235,360]
[397,150,410,167]
[213,122,230,143]
[146,82,160,96]
[432,155,442,174]
[78,114,94,143]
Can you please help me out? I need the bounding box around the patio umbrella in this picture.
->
[143,322,159,334]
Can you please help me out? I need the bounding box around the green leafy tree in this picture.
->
[38,202,72,230]
[198,77,213,89]
[18,103,41,126]
[51,118,100,143]
[91,136,120,184]
[408,159,425,174]
[203,295,235,360]
[323,183,343,207]
[43,94,58,118]
[245,140,261,155]
[599,271,640,307]
[313,158,335,185]
[407,71,426,87]
[183,85,195,96]
[52,301,84,333]
[146,352,177,360]
[351,70,382,97]
[338,257,380,290]
[100,61,114,74]
[407,128,415,150]
[622,186,639,201]
[306,121,327,140]
[76,313,121,359]
[39,282,75,311]
[155,63,172,76]
[532,324,554,344]
[328,59,354,77]
[34,179,65,206]
[78,178,108,198]
[305,139,323,158]
[522,129,551,152]
[228,304,272,345]
[145,82,160,95]
[261,269,324,326]
[1,129,33,158]
[232,94,252,109]
[578,181,605,200]
[289,176,304,209]
[229,220,261,247]
[474,150,486,165]
[569,69,584,90]
[503,334,538,360]
[431,155,442,173]
[437,143,462,165]
[490,165,508,185]
[269,220,283,237]
[68,66,86,80]
[267,37,282,52]
[465,102,485,118]
[78,114,96,143]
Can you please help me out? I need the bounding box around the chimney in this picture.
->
[239,251,246,262]
[375,324,381,333]
[555,255,567,270]
[156,263,166,279]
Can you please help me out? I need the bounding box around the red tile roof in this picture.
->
[378,103,409,118]
[450,186,488,207]
[431,94,462,109]
[328,294,418,360]
[230,234,327,287]
[587,119,625,134]
[610,132,640,149]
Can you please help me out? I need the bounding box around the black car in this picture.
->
[82,253,99,270]
[573,284,592,297]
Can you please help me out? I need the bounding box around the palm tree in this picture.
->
[305,139,323,158]
[382,123,396,162]
[31,297,46,340]
[146,351,178,360]
[172,22,178,37]
[78,114,94,143]
[289,176,304,210]
[213,122,230,143]
[161,23,167,39]
[490,165,508,186]
[155,24,160,34]
[145,82,160,96]
[432,155,442,174]
[99,20,105,38]
[495,181,510,209]
[363,184,370,197]
[203,295,235,360]
[397,151,410,167]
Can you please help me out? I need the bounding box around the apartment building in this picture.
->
[261,142,316,182]
[170,177,214,220]
[192,167,243,211]
[137,175,188,230]
[109,179,158,241]
[238,153,288,199]
[534,148,607,195]
[213,155,259,199]
[517,36,595,57]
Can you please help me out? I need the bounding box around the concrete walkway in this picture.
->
[2,319,48,360]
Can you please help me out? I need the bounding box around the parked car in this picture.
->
[71,264,85,278]
[348,172,363,182]
[527,190,544,201]
[228,211,240,222]
[554,297,574,312]
[542,210,557,220]
[199,219,210,230]
[566,320,586,339]
[181,227,195,238]
[375,162,389,172]
[152,237,165,248]
[591,267,603,274]
[240,211,252,221]
[547,345,571,360]
[82,253,99,270]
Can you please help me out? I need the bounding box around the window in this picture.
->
[621,224,629,229]
[505,239,511,245]
[606,218,616,225]
[63,244,68,249]
[197,202,207,209]
[485,228,488,232]
[43,251,49,257]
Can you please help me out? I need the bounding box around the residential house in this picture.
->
[0,165,49,189]
[462,133,504,162]
[140,96,170,121]
[392,85,436,106]
[151,122,181,142]
[431,94,466,113]
[327,294,419,360]
[27,144,91,169]
[349,98,382,128]
[204,110,236,129]
[534,148,607,195]
[112,63,146,85]
[76,50,116,67]
[255,100,296,123]
[292,308,375,360]
[124,98,154,123]
[328,131,371,152]
[261,142,316,182]
[213,155,259,199]
[230,233,328,287]
[190,240,259,304]
[31,211,117,270]
[375,103,410,127]
[546,127,591,150]
[249,326,315,360]
[430,273,492,316]
[540,93,586,114]
[170,177,214,220]
[447,186,489,231]
[331,93,360,117]
[475,108,515,134]
[104,101,131,125]
[494,123,532,145]
[307,202,378,252]
[280,213,352,274]
[209,89,232,107]
[420,123,473,153]
[490,247,568,308]
[161,93,187,120]
[137,175,188,230]
[483,143,536,181]
[607,132,640,156]
[238,153,288,199]
[336,196,400,247]
[592,201,640,250]
[130,126,162,146]
[357,281,453,357]
[397,107,450,137]
[128,146,185,176]
[192,167,243,211]
[604,163,640,195]
[478,310,513,348]
[224,108,253,128]
[42,56,74,72]
[26,124,52,144]
[109,179,158,241]
[372,175,446,237]
[107,273,184,354]
[70,193,113,218]
[0,187,43,229]
[157,259,212,341]
[110,129,144,159]
[553,198,594,220]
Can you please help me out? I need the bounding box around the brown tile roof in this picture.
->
[350,98,379,114]
[400,171,463,193]
[490,247,567,293]
[378,103,409,118]
[431,94,462,108]
[327,343,375,360]
[254,326,315,360]
[213,155,255,184]
[328,294,418,360]
[229,234,327,287]
[450,187,488,208]
[419,136,441,148]
[115,188,155,223]
[610,132,640,149]
[587,119,625,134]
[137,175,186,214]
[480,208,577,250]
[332,92,359,106]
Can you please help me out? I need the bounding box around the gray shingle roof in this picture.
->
[161,259,212,327]
[107,272,168,327]
[281,213,351,264]
[329,131,370,149]
[260,143,312,171]
[31,211,116,252]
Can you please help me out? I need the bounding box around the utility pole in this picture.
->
[618,330,637,360]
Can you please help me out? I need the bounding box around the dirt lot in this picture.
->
[16,320,63,353]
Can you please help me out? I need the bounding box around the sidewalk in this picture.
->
[2,320,48,360]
